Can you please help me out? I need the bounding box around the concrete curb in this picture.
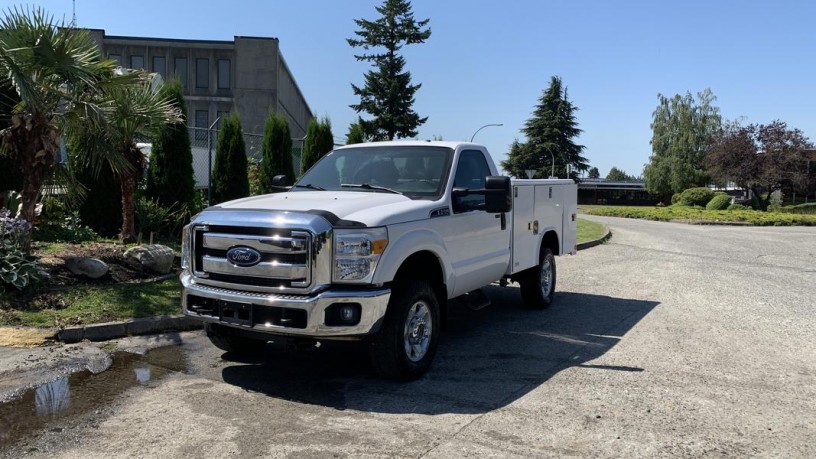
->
[57,315,203,344]
[576,227,612,251]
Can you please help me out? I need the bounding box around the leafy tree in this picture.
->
[501,76,588,179]
[259,111,294,192]
[0,7,126,247]
[301,117,334,172]
[706,120,812,211]
[606,167,638,182]
[211,114,249,204]
[587,167,600,179]
[348,0,431,140]
[95,75,181,242]
[145,78,195,212]
[346,122,365,145]
[644,89,721,198]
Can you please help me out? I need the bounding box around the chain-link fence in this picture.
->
[188,127,303,192]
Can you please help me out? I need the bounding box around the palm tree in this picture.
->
[100,74,182,242]
[0,7,122,248]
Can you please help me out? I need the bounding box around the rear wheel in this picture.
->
[369,280,440,380]
[520,247,556,309]
[206,324,267,355]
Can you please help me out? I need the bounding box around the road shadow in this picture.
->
[220,286,659,415]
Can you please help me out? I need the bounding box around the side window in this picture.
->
[453,150,491,212]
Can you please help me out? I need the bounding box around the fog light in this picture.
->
[325,303,362,326]
[340,305,355,322]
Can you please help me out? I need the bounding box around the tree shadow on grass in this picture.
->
[219,286,659,415]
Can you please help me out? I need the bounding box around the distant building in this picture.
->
[578,179,659,205]
[87,29,313,138]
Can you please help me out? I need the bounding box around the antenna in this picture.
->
[71,0,77,28]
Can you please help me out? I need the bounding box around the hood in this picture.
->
[212,191,441,226]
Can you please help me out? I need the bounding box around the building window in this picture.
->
[109,54,122,66]
[217,59,230,89]
[174,58,188,88]
[130,55,144,69]
[195,110,209,141]
[152,56,166,77]
[195,58,209,89]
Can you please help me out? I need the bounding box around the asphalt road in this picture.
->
[2,216,815,458]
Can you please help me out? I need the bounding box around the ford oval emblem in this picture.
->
[226,246,262,267]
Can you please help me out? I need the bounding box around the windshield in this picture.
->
[293,146,454,200]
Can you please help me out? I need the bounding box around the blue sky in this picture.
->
[19,0,816,177]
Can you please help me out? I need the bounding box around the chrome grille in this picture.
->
[193,225,311,288]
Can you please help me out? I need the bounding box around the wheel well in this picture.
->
[542,230,560,256]
[392,251,447,324]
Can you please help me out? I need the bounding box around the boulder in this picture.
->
[65,257,109,279]
[124,244,175,274]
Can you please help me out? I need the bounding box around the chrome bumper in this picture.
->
[180,272,390,338]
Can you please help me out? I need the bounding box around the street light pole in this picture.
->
[548,150,555,178]
[470,123,503,142]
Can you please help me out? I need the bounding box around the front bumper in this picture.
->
[180,272,390,338]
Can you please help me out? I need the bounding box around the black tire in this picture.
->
[520,247,556,309]
[206,324,267,355]
[368,280,441,381]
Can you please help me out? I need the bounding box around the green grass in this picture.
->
[577,218,606,243]
[0,278,182,328]
[582,205,816,226]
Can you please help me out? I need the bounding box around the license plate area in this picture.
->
[219,300,253,326]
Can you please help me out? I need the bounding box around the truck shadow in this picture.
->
[220,287,659,415]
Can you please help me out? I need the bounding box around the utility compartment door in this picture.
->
[535,184,564,246]
[511,185,537,274]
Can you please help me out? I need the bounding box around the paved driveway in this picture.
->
[2,216,815,457]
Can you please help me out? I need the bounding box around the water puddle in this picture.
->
[0,345,187,448]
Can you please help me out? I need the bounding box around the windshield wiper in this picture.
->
[292,183,325,191]
[341,183,403,195]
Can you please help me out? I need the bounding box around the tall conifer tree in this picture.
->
[348,0,431,140]
[211,114,249,204]
[501,76,588,179]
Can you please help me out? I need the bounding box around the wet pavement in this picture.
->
[0,346,186,449]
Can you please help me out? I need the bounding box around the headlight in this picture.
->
[181,224,191,270]
[333,228,388,283]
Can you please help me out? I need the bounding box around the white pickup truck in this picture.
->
[181,141,577,379]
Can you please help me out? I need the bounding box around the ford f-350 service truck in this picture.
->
[181,141,577,380]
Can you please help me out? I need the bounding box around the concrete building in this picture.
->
[87,29,313,138]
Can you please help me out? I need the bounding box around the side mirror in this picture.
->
[272,175,289,187]
[484,176,512,213]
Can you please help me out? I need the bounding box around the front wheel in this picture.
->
[368,280,440,380]
[520,247,556,309]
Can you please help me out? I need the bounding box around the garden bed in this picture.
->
[581,205,816,226]
[1,241,182,328]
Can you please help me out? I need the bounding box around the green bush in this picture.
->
[35,197,98,243]
[135,196,184,237]
[727,203,749,211]
[678,187,715,207]
[1,209,47,292]
[582,205,816,226]
[781,203,816,215]
[705,194,732,210]
[670,193,681,205]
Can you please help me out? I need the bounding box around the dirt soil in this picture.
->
[34,242,176,287]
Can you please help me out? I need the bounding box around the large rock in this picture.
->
[65,257,109,279]
[124,244,175,274]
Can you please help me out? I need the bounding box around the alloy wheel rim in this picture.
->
[539,258,552,296]
[403,301,432,362]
